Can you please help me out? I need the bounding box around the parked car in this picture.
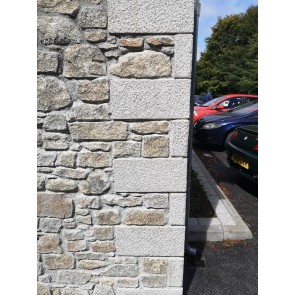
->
[194,95,213,106]
[193,101,258,148]
[226,125,258,182]
[193,94,258,124]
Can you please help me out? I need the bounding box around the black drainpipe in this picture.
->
[185,0,201,257]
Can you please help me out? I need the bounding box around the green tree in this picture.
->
[196,5,258,96]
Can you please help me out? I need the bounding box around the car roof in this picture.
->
[223,94,258,98]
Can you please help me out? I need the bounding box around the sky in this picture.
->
[197,0,258,60]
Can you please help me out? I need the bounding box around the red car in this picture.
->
[193,94,258,124]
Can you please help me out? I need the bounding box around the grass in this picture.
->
[189,169,216,218]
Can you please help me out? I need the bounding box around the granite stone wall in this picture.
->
[37,1,195,294]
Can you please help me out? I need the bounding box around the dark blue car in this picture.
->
[193,102,258,148]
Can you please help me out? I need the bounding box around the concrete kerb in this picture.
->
[188,149,252,242]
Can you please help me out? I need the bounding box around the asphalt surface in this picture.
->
[183,145,258,295]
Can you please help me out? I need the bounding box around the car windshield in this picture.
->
[201,96,224,107]
[230,102,258,115]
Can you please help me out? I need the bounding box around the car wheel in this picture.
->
[224,132,234,147]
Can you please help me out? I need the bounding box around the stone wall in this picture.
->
[37,1,194,294]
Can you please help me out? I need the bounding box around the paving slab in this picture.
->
[188,149,252,241]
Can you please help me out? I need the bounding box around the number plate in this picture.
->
[231,153,249,169]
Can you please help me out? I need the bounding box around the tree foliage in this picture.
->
[196,5,258,97]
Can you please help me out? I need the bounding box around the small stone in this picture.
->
[104,50,121,58]
[78,260,108,270]
[77,152,110,168]
[43,133,70,150]
[53,167,89,179]
[39,218,62,233]
[146,36,174,46]
[37,283,51,295]
[37,50,59,73]
[117,197,142,208]
[93,285,115,295]
[161,47,174,55]
[113,141,141,158]
[130,121,169,134]
[77,78,109,103]
[90,241,115,253]
[143,194,169,209]
[37,173,46,190]
[116,278,138,288]
[81,142,110,152]
[38,274,51,283]
[37,130,43,147]
[75,194,97,209]
[56,152,76,168]
[119,38,143,48]
[93,226,114,240]
[70,143,82,152]
[101,265,139,277]
[43,254,75,269]
[37,0,79,16]
[142,135,169,158]
[85,29,107,43]
[38,193,73,218]
[57,270,91,284]
[38,151,57,166]
[64,229,84,241]
[76,209,89,216]
[123,209,166,225]
[46,178,77,192]
[142,275,167,288]
[38,15,82,45]
[76,215,92,225]
[64,45,106,78]
[93,209,120,225]
[66,240,87,252]
[101,194,123,206]
[38,77,71,112]
[109,50,171,78]
[43,113,67,131]
[142,258,168,274]
[79,170,110,195]
[78,7,107,29]
[38,234,62,253]
[73,103,109,121]
[98,43,118,50]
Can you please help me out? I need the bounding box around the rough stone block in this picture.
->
[143,194,169,209]
[130,121,169,135]
[38,15,82,45]
[39,218,62,233]
[146,36,174,46]
[114,226,185,256]
[69,122,128,141]
[79,170,110,195]
[43,133,69,150]
[66,240,87,252]
[93,285,115,295]
[64,229,84,241]
[64,45,106,78]
[110,79,190,119]
[38,77,71,112]
[46,178,77,192]
[38,234,62,253]
[168,258,184,287]
[53,167,89,179]
[37,0,79,16]
[169,193,186,225]
[113,158,187,192]
[119,38,143,48]
[38,193,73,218]
[73,103,108,121]
[93,209,120,225]
[142,258,168,274]
[173,34,193,78]
[108,0,194,33]
[77,152,110,168]
[93,226,114,240]
[142,135,169,158]
[78,7,107,29]
[85,29,107,43]
[101,265,139,277]
[37,173,46,190]
[77,78,109,103]
[116,278,138,288]
[81,142,110,152]
[123,209,166,225]
[57,270,91,284]
[37,50,59,73]
[56,152,76,168]
[142,275,167,288]
[109,51,171,78]
[78,260,109,270]
[90,241,115,253]
[37,283,51,295]
[113,141,141,158]
[43,254,75,269]
[43,113,67,131]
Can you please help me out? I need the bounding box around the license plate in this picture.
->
[231,153,249,169]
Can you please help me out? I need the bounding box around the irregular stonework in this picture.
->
[77,152,110,168]
[73,103,109,121]
[39,218,62,233]
[130,121,169,135]
[113,141,141,158]
[123,209,166,225]
[143,194,169,209]
[43,254,75,269]
[37,50,59,73]
[142,258,168,274]
[37,234,62,253]
[109,51,171,78]
[53,167,89,179]
[146,36,174,46]
[93,209,120,225]
[78,7,107,29]
[79,170,110,195]
[77,78,109,103]
[93,226,114,240]
[38,15,82,45]
[101,265,139,277]
[37,77,71,112]
[46,178,78,192]
[56,152,76,168]
[85,30,107,43]
[43,113,67,131]
[142,275,167,287]
[142,135,169,158]
[43,133,70,150]
[37,0,79,16]
[64,45,106,78]
[119,38,143,48]
[90,241,115,253]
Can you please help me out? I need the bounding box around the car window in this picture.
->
[231,103,258,115]
[202,96,224,107]
[218,97,242,109]
[243,97,257,103]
